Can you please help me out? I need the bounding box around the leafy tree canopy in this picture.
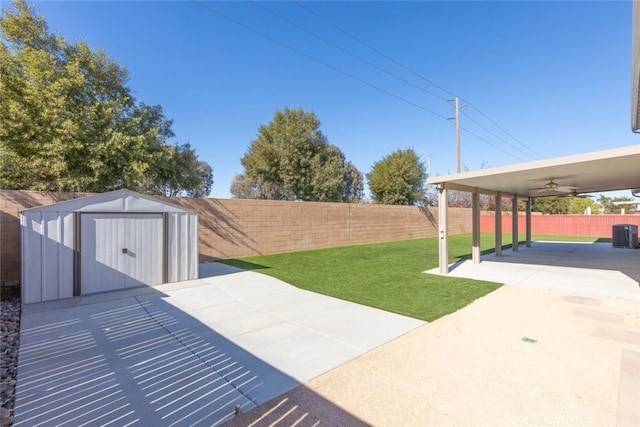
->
[531,195,601,215]
[232,107,363,202]
[367,148,425,205]
[531,196,571,214]
[0,0,212,196]
[145,143,214,197]
[567,195,599,214]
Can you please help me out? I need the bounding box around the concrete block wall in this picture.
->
[166,198,466,261]
[0,211,20,286]
[1,191,469,285]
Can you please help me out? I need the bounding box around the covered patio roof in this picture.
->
[427,145,640,198]
[426,145,640,274]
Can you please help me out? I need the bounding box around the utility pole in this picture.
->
[448,97,467,173]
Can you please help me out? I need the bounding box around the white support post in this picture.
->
[472,190,481,263]
[526,198,532,248]
[495,192,502,257]
[512,195,519,252]
[438,186,449,274]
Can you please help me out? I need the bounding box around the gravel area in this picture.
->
[1,285,20,427]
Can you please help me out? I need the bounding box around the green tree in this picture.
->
[0,0,212,196]
[146,143,213,197]
[342,161,364,202]
[367,148,425,205]
[233,107,363,202]
[531,196,571,214]
[597,195,613,213]
[567,196,598,214]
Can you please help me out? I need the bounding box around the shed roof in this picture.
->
[21,189,197,214]
[427,145,640,198]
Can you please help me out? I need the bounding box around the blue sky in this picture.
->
[22,1,639,199]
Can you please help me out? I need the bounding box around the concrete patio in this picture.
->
[427,241,640,300]
[12,263,423,426]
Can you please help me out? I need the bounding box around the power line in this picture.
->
[193,0,539,163]
[191,0,449,120]
[465,103,545,159]
[250,1,448,102]
[293,1,544,161]
[461,110,545,160]
[459,124,528,163]
[293,0,457,99]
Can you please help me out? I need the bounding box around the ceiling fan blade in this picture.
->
[559,191,592,198]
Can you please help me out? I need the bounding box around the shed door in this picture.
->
[80,213,163,295]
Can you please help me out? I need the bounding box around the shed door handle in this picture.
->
[122,248,128,254]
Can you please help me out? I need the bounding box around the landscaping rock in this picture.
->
[1,285,21,427]
[0,407,12,426]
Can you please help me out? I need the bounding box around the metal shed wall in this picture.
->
[21,190,198,304]
[167,211,198,283]
[21,211,75,303]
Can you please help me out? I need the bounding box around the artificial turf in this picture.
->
[222,233,605,321]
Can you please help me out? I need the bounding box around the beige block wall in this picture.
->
[166,198,472,261]
[1,190,471,285]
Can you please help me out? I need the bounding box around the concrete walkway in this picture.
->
[13,263,424,426]
[227,242,640,426]
[428,241,640,300]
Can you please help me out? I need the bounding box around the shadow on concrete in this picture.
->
[14,259,301,426]
[14,285,313,426]
[217,259,270,272]
[595,237,613,244]
[14,259,418,426]
[198,261,268,278]
[224,386,368,427]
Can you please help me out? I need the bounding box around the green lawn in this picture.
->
[222,233,604,322]
[528,234,611,243]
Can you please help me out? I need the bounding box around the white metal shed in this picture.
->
[21,190,198,304]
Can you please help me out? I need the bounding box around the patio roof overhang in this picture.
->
[427,145,640,198]
[426,145,640,274]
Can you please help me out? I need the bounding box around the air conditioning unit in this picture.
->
[612,224,639,249]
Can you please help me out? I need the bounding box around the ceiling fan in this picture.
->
[529,178,587,197]
[529,179,577,193]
